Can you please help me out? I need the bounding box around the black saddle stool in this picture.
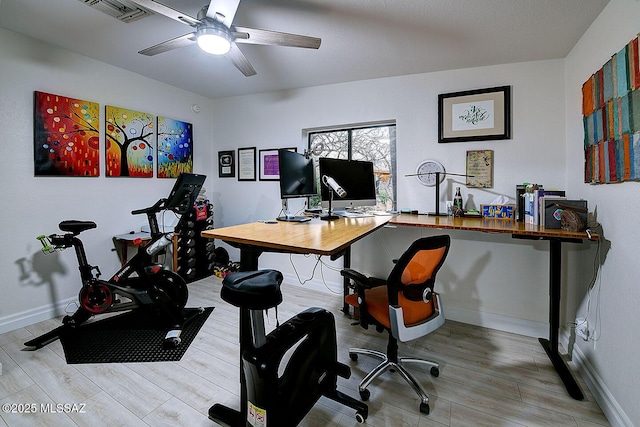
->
[209,269,368,426]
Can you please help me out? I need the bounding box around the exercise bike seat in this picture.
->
[59,220,97,234]
[221,270,283,310]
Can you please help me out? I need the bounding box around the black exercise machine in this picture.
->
[209,269,368,426]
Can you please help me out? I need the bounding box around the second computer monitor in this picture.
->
[278,149,316,199]
[318,157,376,210]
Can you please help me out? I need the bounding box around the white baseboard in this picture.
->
[571,344,633,427]
[443,305,549,338]
[0,297,76,335]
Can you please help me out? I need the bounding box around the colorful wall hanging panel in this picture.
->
[34,91,100,177]
[156,116,193,178]
[105,106,154,177]
[582,35,640,184]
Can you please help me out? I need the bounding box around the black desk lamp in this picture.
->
[321,175,346,221]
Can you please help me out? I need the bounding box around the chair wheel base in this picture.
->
[359,388,370,401]
[430,366,439,377]
[420,402,430,415]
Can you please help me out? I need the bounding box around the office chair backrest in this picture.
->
[387,235,450,312]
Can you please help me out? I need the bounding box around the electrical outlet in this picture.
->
[575,317,589,341]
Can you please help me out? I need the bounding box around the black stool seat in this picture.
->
[59,220,97,234]
[221,270,283,310]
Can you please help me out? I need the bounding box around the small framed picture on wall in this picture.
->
[237,147,256,181]
[218,150,235,178]
[259,149,280,181]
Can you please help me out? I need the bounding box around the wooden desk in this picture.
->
[201,216,391,271]
[389,214,599,400]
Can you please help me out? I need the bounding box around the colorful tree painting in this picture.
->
[157,116,193,178]
[105,105,154,177]
[34,91,100,177]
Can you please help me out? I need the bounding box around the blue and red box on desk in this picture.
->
[481,204,516,220]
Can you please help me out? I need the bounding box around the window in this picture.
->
[307,123,396,211]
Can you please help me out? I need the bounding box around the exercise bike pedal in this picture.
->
[208,404,243,427]
[335,361,352,379]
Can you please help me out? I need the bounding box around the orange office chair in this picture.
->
[341,235,450,415]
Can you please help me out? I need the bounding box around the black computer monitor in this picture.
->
[276,149,315,222]
[278,149,316,199]
[318,158,376,210]
[165,172,206,214]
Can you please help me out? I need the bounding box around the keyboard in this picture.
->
[335,211,374,218]
[276,216,311,222]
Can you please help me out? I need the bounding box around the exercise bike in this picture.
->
[25,173,207,350]
[209,269,368,426]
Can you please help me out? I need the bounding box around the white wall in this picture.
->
[0,28,214,331]
[210,59,571,336]
[564,0,640,425]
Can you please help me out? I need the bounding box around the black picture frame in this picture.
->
[438,86,511,143]
[237,147,256,181]
[218,150,235,178]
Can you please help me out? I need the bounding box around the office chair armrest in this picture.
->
[340,269,385,290]
[341,268,370,288]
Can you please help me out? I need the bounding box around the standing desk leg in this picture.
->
[342,247,352,315]
[538,239,584,400]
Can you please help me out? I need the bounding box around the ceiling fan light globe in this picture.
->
[197,26,231,55]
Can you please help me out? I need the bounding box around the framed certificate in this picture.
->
[237,147,256,181]
[466,149,493,188]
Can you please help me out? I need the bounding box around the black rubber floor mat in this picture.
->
[59,307,213,364]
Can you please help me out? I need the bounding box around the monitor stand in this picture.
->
[277,199,311,222]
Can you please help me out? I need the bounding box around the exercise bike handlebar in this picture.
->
[131,198,167,216]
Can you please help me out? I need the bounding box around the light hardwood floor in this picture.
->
[0,276,609,427]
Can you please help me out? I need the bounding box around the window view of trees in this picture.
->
[308,124,396,210]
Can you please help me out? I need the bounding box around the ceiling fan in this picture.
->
[128,0,321,76]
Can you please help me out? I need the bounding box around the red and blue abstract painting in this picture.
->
[34,91,100,177]
[157,116,193,178]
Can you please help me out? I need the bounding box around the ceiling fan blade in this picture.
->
[232,27,321,49]
[205,0,241,27]
[139,33,196,56]
[227,43,256,76]
[127,0,200,26]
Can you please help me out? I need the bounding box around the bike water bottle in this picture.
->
[145,233,174,256]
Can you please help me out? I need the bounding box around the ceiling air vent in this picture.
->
[79,0,153,23]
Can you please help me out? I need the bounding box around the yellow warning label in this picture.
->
[247,401,266,427]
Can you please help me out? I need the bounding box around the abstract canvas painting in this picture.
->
[105,105,154,177]
[34,91,100,177]
[583,35,640,184]
[157,116,193,178]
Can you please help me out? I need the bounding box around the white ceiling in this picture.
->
[0,0,609,99]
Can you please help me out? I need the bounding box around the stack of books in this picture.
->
[518,185,587,229]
